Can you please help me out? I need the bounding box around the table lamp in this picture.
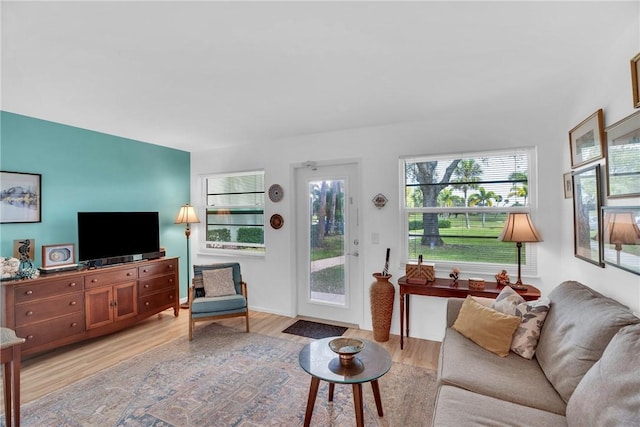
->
[603,211,640,265]
[498,213,542,289]
[175,204,200,308]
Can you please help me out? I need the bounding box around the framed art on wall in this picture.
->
[569,109,605,168]
[572,164,603,267]
[601,206,640,276]
[42,244,76,269]
[631,52,640,108]
[605,110,640,198]
[563,172,573,199]
[0,171,42,223]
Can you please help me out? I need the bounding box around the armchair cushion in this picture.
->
[191,294,247,315]
[194,263,242,294]
[202,267,236,297]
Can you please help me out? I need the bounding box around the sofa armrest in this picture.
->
[446,298,465,327]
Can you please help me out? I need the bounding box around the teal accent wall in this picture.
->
[0,111,192,298]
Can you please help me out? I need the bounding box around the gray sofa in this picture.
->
[432,281,640,426]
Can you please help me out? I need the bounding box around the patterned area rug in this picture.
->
[282,319,348,339]
[18,324,437,426]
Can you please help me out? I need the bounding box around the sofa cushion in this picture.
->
[566,323,640,426]
[452,296,521,357]
[536,281,640,403]
[191,294,246,314]
[432,385,568,427]
[438,327,567,414]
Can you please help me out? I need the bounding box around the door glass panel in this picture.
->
[308,179,346,306]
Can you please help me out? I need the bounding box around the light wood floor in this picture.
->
[13,309,441,405]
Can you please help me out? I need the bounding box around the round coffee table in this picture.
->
[298,337,392,427]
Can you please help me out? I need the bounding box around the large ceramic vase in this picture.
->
[370,273,394,342]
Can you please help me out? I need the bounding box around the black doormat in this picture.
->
[282,320,348,339]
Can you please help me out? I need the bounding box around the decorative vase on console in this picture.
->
[370,273,394,342]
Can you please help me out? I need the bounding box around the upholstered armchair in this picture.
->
[189,263,249,340]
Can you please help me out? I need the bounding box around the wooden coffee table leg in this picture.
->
[328,382,335,402]
[352,383,364,427]
[371,379,384,416]
[304,376,321,427]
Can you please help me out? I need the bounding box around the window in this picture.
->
[401,148,537,275]
[203,170,265,253]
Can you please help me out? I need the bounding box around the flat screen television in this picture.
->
[78,211,161,267]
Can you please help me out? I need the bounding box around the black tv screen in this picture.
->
[78,212,161,266]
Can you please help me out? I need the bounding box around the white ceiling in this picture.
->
[1,1,637,153]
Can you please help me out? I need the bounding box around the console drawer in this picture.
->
[17,312,84,351]
[15,277,84,303]
[85,268,138,289]
[15,292,84,327]
[139,275,176,296]
[139,289,177,314]
[138,259,177,278]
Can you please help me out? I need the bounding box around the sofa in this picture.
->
[432,280,640,426]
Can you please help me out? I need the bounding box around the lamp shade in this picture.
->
[604,212,640,246]
[498,213,542,243]
[175,204,200,225]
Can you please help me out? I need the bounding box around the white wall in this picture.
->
[190,16,640,340]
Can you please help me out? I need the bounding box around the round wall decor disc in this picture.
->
[270,214,284,229]
[268,184,284,202]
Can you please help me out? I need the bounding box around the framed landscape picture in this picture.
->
[572,165,603,267]
[569,109,605,168]
[0,171,41,223]
[605,110,640,198]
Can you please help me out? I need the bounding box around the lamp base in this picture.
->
[508,282,528,291]
[180,302,190,310]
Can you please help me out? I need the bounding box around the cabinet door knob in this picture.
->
[127,272,132,276]
[143,269,148,273]
[70,301,77,306]
[69,282,76,287]
[145,302,150,306]
[26,311,33,316]
[92,279,98,283]
[169,295,174,299]
[71,322,78,327]
[144,284,150,288]
[168,278,173,283]
[27,335,34,340]
[26,290,33,295]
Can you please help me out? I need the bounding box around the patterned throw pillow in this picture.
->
[202,267,236,297]
[492,285,525,312]
[492,286,550,359]
[510,298,550,359]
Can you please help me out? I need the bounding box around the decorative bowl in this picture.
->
[329,338,366,365]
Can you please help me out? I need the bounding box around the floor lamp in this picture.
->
[175,204,200,309]
[498,213,542,289]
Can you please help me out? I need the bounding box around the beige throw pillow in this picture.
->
[452,296,521,357]
[202,268,236,297]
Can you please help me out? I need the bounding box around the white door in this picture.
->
[295,162,361,326]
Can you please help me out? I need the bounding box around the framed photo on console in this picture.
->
[42,243,76,270]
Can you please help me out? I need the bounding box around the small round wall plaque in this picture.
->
[268,184,284,202]
[270,214,284,229]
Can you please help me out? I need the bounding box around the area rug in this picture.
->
[282,319,348,339]
[17,324,437,426]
